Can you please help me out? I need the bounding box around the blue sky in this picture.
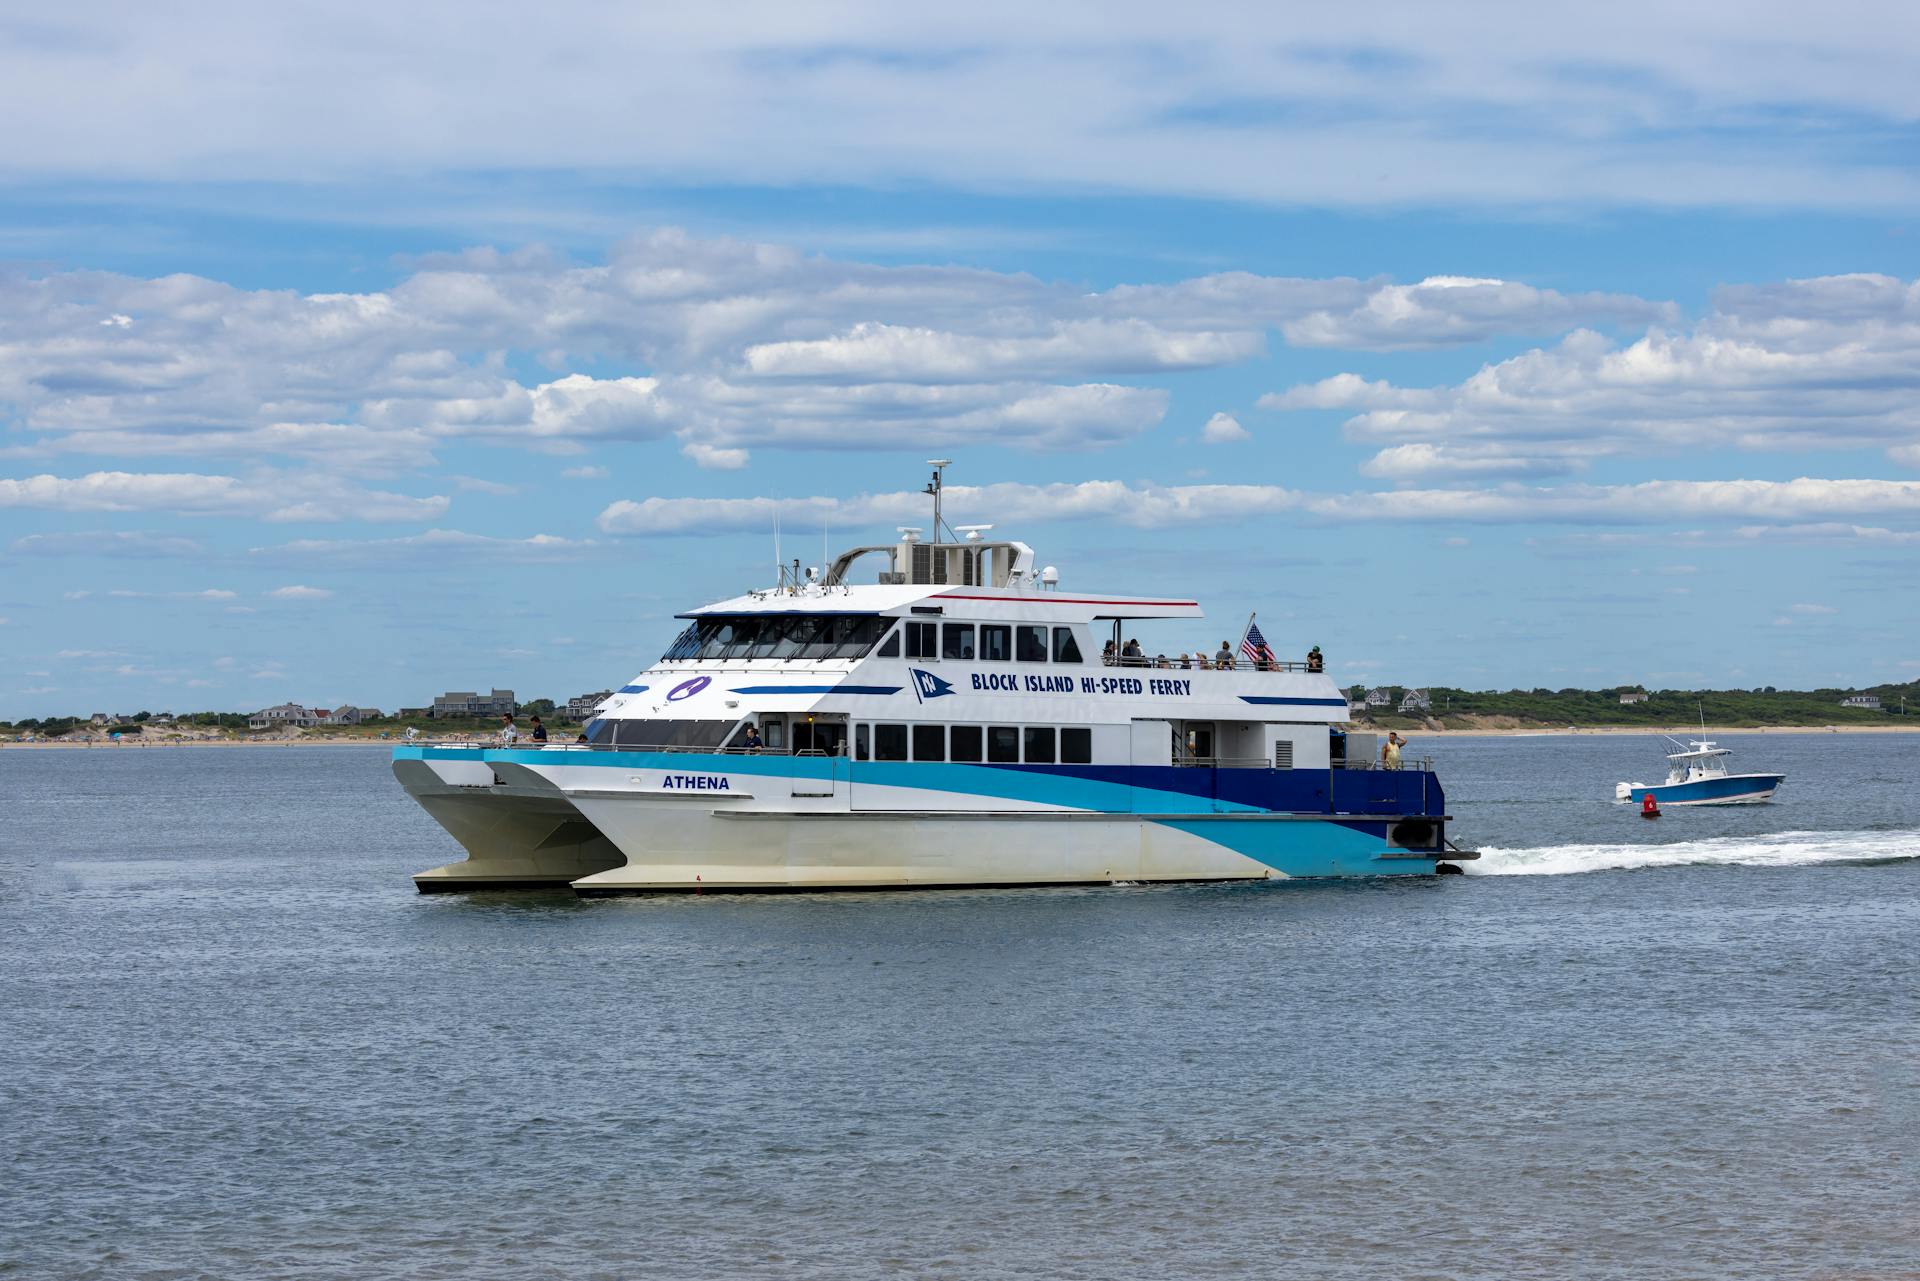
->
[3,2,1919,718]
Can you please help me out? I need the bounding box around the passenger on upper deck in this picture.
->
[742,724,763,752]
[1214,641,1234,669]
[1122,638,1144,665]
[1102,639,1117,666]
[1307,645,1324,673]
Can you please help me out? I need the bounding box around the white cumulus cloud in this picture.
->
[1201,412,1250,444]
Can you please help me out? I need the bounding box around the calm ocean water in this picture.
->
[3,733,1917,1280]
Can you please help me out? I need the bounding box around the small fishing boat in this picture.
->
[1614,737,1784,806]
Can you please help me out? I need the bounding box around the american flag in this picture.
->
[1241,620,1274,666]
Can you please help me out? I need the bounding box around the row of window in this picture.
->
[855,722,1093,765]
[891,622,1082,664]
[662,614,1090,665]
[661,615,893,662]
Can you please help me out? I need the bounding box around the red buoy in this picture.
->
[1640,792,1661,819]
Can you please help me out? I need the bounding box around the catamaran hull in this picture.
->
[395,749,1454,891]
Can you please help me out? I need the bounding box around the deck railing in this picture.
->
[420,741,1435,773]
[1105,654,1316,674]
[1335,756,1434,772]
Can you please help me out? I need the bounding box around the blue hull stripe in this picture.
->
[728,684,903,695]
[617,684,649,694]
[1236,695,1350,707]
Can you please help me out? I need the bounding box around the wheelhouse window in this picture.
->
[980,625,1011,661]
[678,614,893,662]
[1061,727,1092,764]
[942,623,975,661]
[1016,625,1048,662]
[1052,627,1083,664]
[904,621,938,660]
[1023,726,1056,764]
[950,725,982,762]
[661,624,699,660]
[877,627,900,657]
[988,726,1020,763]
[874,723,909,761]
[913,724,946,761]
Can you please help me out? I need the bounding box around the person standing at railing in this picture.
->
[1214,641,1234,670]
[742,724,763,752]
[1382,731,1404,770]
[1307,646,1324,673]
[529,715,548,744]
[1122,638,1144,665]
[1102,639,1117,666]
[499,713,519,746]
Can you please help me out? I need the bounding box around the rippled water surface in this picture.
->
[4,734,1918,1280]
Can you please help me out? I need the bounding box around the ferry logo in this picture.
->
[909,668,954,702]
[666,676,712,702]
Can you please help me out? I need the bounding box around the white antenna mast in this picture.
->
[774,508,782,589]
[925,459,952,541]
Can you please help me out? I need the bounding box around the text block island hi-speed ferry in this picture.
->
[393,473,1475,893]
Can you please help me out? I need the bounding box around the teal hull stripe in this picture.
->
[1159,818,1431,877]
[398,746,1262,814]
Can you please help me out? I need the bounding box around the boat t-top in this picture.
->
[393,464,1477,893]
[1615,737,1785,807]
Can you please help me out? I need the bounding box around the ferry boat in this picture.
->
[393,468,1475,892]
[1614,738,1785,807]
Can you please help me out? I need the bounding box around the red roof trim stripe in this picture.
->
[934,592,1200,607]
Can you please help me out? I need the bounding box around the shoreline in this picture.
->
[6,722,1917,750]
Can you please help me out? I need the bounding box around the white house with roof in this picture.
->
[249,703,319,730]
[430,689,517,718]
[1619,690,1649,705]
[1362,687,1393,709]
[566,691,614,722]
[1840,694,1882,709]
[1398,688,1432,714]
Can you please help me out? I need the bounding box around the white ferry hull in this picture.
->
[396,748,1449,891]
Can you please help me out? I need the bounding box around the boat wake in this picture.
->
[1467,828,1920,877]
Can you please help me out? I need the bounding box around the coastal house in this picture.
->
[317,707,377,725]
[249,703,319,730]
[566,691,614,722]
[1398,689,1432,714]
[1840,694,1882,709]
[1362,687,1393,709]
[430,688,517,718]
[1619,691,1649,705]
